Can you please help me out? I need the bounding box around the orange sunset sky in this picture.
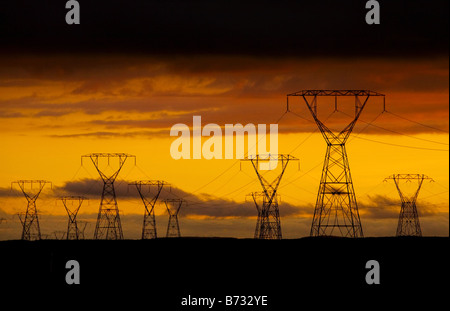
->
[0,0,448,239]
[0,55,448,239]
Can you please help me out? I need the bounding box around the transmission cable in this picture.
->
[386,110,448,133]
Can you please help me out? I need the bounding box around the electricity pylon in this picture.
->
[287,90,385,237]
[164,199,184,238]
[61,196,86,240]
[82,153,136,240]
[242,154,299,239]
[12,180,52,240]
[129,180,169,239]
[384,174,434,237]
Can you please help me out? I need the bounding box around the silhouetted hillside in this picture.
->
[0,237,447,308]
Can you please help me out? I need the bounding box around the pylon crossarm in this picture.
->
[82,153,136,182]
[385,174,434,201]
[287,90,385,97]
[12,180,52,201]
[302,94,371,143]
[384,174,434,182]
[242,154,299,193]
[61,196,84,217]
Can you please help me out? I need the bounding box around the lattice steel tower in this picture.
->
[384,174,434,237]
[164,199,184,238]
[129,180,169,239]
[82,153,135,240]
[61,196,86,240]
[242,154,298,239]
[287,90,385,237]
[12,180,52,240]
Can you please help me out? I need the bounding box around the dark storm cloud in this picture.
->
[0,0,448,57]
[51,178,311,218]
[54,178,138,198]
[359,194,444,219]
[1,58,447,137]
[0,187,23,198]
[0,111,27,118]
[48,130,168,139]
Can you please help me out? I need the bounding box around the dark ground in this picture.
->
[0,237,448,308]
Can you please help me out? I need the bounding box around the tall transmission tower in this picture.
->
[164,199,184,238]
[82,153,136,240]
[384,174,434,237]
[241,154,299,239]
[287,90,385,237]
[129,180,169,239]
[12,180,52,240]
[61,196,86,240]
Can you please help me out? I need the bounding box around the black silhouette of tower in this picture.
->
[61,196,86,240]
[129,180,168,239]
[12,180,51,240]
[385,174,434,237]
[164,199,184,238]
[287,90,385,237]
[242,154,298,239]
[82,153,135,240]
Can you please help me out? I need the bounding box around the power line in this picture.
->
[352,135,449,152]
[190,107,289,196]
[244,109,290,158]
[191,108,290,196]
[278,159,324,190]
[420,190,449,200]
[210,169,243,194]
[191,161,239,194]
[348,111,384,142]
[288,129,319,154]
[287,110,315,124]
[275,110,289,124]
[340,110,449,146]
[287,109,337,154]
[386,110,448,133]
